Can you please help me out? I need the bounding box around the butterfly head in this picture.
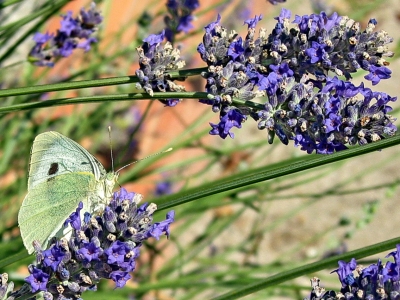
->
[104,171,119,199]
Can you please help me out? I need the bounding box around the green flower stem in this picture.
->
[167,67,207,78]
[0,0,67,33]
[232,97,266,110]
[155,134,400,211]
[0,0,23,9]
[212,236,400,300]
[0,67,207,98]
[0,92,212,114]
[0,0,70,63]
[0,76,139,98]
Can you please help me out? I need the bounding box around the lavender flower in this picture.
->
[267,0,287,4]
[135,30,186,106]
[0,273,14,300]
[14,188,174,299]
[28,2,102,67]
[307,244,400,299]
[210,107,247,139]
[25,267,50,293]
[197,9,396,154]
[164,0,199,43]
[155,180,173,196]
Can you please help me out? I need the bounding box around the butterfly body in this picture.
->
[18,131,118,254]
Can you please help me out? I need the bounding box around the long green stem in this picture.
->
[0,76,139,98]
[212,236,400,300]
[0,92,212,114]
[0,67,207,98]
[155,134,400,211]
[0,0,23,8]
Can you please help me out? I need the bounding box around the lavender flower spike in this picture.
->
[267,0,287,4]
[135,31,186,107]
[28,2,102,67]
[164,0,200,43]
[307,244,400,299]
[197,9,396,154]
[11,188,174,299]
[0,273,15,299]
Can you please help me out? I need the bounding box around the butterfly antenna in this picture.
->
[116,147,173,173]
[108,126,115,173]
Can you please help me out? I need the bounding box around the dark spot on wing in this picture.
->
[48,162,59,175]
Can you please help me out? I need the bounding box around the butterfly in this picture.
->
[18,131,118,254]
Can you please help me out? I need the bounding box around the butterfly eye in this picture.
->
[48,163,59,175]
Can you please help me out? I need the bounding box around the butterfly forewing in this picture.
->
[28,131,106,190]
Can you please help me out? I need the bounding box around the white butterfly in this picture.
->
[18,131,118,254]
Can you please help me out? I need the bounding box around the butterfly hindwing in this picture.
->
[18,172,97,254]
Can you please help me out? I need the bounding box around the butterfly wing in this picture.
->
[27,131,106,190]
[20,131,110,254]
[18,172,97,254]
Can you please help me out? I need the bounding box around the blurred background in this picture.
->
[1,0,400,299]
